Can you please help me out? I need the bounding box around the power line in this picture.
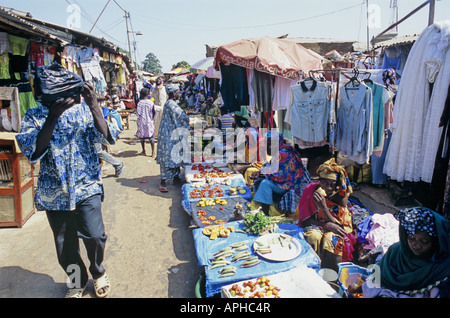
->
[130,2,364,31]
[65,0,127,45]
[113,0,126,13]
[89,0,112,33]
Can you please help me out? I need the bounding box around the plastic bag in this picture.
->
[36,62,85,105]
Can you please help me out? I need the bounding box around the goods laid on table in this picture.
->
[193,221,322,297]
[207,241,263,279]
[221,266,341,298]
[202,223,235,240]
[242,211,286,235]
[191,197,251,228]
[226,276,281,298]
[184,178,252,228]
[186,164,233,183]
[253,233,302,262]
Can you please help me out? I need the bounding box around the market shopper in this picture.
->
[15,82,118,298]
[156,84,189,193]
[151,76,167,138]
[250,131,309,216]
[297,158,355,271]
[348,207,450,298]
[136,87,156,157]
[96,142,124,177]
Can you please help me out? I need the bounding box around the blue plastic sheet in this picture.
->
[181,178,252,215]
[192,220,321,297]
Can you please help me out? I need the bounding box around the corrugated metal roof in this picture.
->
[0,6,134,73]
[373,34,419,49]
[0,6,70,45]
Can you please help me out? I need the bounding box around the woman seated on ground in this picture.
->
[297,158,355,271]
[204,97,221,127]
[250,131,308,216]
[348,207,450,298]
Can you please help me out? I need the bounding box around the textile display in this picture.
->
[336,81,374,164]
[384,21,450,183]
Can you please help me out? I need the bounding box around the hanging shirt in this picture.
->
[219,63,249,113]
[272,76,296,111]
[15,101,119,211]
[0,53,10,79]
[253,69,273,113]
[0,32,11,55]
[7,35,28,56]
[285,79,331,144]
[337,82,374,164]
[76,47,105,84]
[366,82,390,151]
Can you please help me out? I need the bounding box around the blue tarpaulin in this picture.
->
[193,220,321,297]
[181,178,252,215]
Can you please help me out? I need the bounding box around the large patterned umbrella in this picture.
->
[214,36,324,80]
[189,57,214,75]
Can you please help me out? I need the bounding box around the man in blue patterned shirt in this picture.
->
[16,82,118,298]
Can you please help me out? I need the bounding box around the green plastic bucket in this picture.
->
[195,274,221,298]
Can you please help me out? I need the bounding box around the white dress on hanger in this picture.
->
[384,21,450,183]
[420,21,450,182]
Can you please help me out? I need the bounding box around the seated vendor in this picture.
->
[297,158,355,271]
[204,98,220,127]
[250,131,308,216]
[348,207,450,298]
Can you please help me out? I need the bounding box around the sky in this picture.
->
[1,0,449,72]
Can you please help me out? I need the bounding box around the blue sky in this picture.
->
[1,0,449,72]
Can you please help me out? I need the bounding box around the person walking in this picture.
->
[15,82,118,298]
[156,84,189,192]
[96,142,124,176]
[151,76,167,138]
[136,87,156,157]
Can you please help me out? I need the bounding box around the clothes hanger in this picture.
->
[363,71,373,84]
[344,68,361,90]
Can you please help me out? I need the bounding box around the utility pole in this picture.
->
[124,10,133,66]
[366,0,370,52]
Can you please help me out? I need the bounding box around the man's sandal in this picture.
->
[94,273,111,298]
[65,286,86,298]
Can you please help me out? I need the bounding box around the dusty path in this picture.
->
[0,115,202,298]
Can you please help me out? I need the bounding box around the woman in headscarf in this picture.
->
[350,207,450,298]
[156,84,189,192]
[250,131,309,216]
[297,158,355,270]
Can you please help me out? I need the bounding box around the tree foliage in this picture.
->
[172,60,191,70]
[142,52,162,75]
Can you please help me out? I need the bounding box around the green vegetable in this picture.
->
[242,212,285,235]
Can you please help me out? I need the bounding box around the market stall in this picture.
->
[221,266,340,298]
[192,219,321,297]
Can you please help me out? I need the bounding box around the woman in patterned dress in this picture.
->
[297,158,355,271]
[156,84,189,192]
[136,87,156,157]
